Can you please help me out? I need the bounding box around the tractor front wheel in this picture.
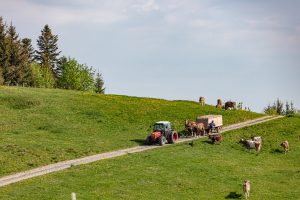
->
[146,135,153,145]
[159,136,167,146]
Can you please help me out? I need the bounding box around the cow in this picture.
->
[185,120,205,137]
[239,138,262,152]
[193,122,205,136]
[243,180,251,199]
[252,136,262,152]
[185,120,194,137]
[280,140,289,154]
[199,96,205,106]
[208,134,222,144]
[225,101,236,110]
[216,99,223,108]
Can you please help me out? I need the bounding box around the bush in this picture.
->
[30,62,55,88]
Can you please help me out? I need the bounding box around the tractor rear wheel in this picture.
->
[159,136,167,146]
[168,131,179,144]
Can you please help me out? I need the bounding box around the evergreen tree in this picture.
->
[95,72,105,94]
[0,17,8,82]
[275,98,284,115]
[21,38,34,62]
[35,24,60,79]
[0,70,3,85]
[20,38,35,85]
[5,23,23,85]
[56,56,67,79]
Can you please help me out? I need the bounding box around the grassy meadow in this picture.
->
[0,86,263,176]
[0,116,299,199]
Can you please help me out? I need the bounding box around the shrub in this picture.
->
[30,62,55,88]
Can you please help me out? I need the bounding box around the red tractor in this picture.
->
[146,121,179,146]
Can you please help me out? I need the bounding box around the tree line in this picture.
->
[0,17,104,93]
[264,99,296,116]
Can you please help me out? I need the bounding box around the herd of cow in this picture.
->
[199,96,237,110]
[240,138,289,199]
[184,117,290,199]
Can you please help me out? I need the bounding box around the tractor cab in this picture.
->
[153,121,172,132]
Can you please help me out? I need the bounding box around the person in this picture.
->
[209,120,216,133]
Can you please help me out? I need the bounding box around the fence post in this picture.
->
[71,192,76,200]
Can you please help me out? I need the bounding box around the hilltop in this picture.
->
[0,86,263,176]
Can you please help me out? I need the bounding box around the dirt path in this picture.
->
[0,115,283,187]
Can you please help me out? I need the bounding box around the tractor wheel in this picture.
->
[146,135,153,145]
[168,131,179,144]
[159,136,166,146]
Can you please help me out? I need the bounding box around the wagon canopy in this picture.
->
[196,115,223,128]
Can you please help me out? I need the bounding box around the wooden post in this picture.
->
[71,192,76,200]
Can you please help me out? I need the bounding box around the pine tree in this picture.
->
[276,98,284,115]
[21,38,34,62]
[5,23,24,85]
[35,24,60,79]
[0,17,7,82]
[95,72,105,94]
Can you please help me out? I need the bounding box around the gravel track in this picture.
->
[0,115,283,187]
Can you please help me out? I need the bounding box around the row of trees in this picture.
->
[0,17,104,93]
[264,99,296,116]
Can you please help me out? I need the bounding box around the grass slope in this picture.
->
[0,117,299,200]
[0,86,262,176]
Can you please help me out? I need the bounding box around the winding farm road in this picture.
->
[0,115,283,187]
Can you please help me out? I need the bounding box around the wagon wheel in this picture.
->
[168,131,178,144]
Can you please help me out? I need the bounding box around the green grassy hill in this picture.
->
[0,86,262,176]
[0,116,299,199]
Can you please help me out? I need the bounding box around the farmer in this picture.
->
[209,120,216,133]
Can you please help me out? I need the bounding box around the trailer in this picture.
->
[196,115,223,133]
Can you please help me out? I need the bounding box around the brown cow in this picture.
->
[185,120,205,137]
[216,99,222,108]
[243,180,250,199]
[208,134,222,144]
[225,101,236,110]
[199,96,205,106]
[193,123,205,136]
[280,140,289,154]
[185,120,194,137]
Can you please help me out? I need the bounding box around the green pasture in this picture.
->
[0,117,299,199]
[0,86,262,176]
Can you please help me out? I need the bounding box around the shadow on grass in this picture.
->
[178,130,190,137]
[201,140,214,145]
[270,148,283,154]
[225,192,242,199]
[130,139,146,145]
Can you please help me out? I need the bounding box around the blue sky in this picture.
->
[1,0,300,112]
